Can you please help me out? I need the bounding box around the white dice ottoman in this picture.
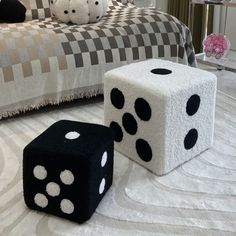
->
[104,59,217,176]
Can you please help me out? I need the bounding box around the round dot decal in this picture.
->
[110,88,125,109]
[110,121,123,142]
[60,199,74,214]
[33,165,47,180]
[186,94,201,116]
[101,151,108,167]
[34,193,48,208]
[122,113,138,135]
[136,139,153,162]
[151,68,172,75]
[60,170,75,185]
[64,10,68,14]
[99,178,106,194]
[65,131,80,140]
[184,129,198,150]
[46,182,60,197]
[135,98,152,121]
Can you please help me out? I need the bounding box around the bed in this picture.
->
[0,0,196,119]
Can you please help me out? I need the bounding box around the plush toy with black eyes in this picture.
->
[50,0,108,25]
[0,0,26,23]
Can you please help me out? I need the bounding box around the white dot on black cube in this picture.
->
[46,182,60,197]
[65,131,80,140]
[34,193,48,208]
[60,170,74,185]
[99,178,106,194]
[60,199,74,214]
[101,151,107,167]
[33,165,47,180]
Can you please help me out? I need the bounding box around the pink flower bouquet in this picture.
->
[203,34,231,59]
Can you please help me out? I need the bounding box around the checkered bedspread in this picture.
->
[0,0,196,118]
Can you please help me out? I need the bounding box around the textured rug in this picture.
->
[0,91,235,236]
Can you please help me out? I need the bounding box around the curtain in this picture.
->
[167,0,214,53]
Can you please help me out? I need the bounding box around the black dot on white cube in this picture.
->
[122,113,137,135]
[109,121,123,142]
[135,98,152,121]
[151,68,172,75]
[110,88,125,109]
[23,120,114,223]
[136,139,153,162]
[184,128,198,150]
[186,94,201,116]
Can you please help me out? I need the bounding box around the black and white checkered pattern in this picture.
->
[1,0,196,84]
[117,0,134,5]
[21,0,51,20]
[36,1,196,67]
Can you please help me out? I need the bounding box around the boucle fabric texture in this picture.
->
[104,59,217,175]
[23,120,114,223]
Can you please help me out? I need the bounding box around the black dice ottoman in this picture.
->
[23,120,114,224]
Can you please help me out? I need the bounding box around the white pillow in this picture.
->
[50,0,108,25]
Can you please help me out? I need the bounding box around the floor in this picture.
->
[1,62,235,235]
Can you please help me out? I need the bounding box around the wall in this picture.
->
[134,0,168,12]
[213,4,236,51]
[156,0,168,12]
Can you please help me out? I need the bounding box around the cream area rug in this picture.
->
[0,91,235,236]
